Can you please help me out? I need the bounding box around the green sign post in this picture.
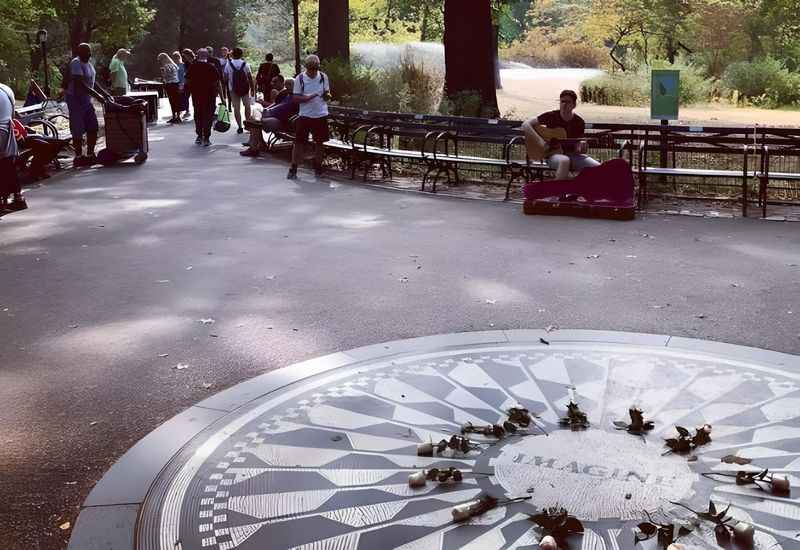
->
[651,69,680,121]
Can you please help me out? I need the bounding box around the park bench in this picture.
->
[754,127,800,218]
[636,125,760,215]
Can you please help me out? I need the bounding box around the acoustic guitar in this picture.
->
[525,125,585,161]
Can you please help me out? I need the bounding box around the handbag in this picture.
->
[214,102,230,132]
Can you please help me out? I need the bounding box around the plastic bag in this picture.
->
[214,103,230,132]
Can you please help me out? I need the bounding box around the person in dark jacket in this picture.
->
[240,78,297,157]
[255,53,281,98]
[186,48,223,146]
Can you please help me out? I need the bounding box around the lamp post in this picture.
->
[36,29,50,97]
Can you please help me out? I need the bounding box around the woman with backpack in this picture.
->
[158,52,182,123]
[223,47,254,134]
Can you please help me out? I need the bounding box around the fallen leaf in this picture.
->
[687,455,698,462]
[539,337,550,345]
[65,481,77,485]
[292,328,299,332]
[730,283,739,288]
[608,238,616,242]
[59,522,71,531]
[266,275,276,280]
[174,363,190,370]
[156,280,170,284]
[209,334,219,338]
[721,454,751,465]
[185,266,193,271]
[485,299,497,304]
[202,382,213,389]
[695,314,706,319]
[158,353,169,358]
[625,255,637,258]
[398,276,409,283]
[199,318,215,325]
[537,308,546,313]
[586,254,600,259]
[89,421,98,426]
[545,324,558,332]
[69,324,79,329]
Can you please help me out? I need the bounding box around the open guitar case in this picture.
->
[522,158,636,221]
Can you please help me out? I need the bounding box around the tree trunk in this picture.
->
[420,2,430,41]
[493,24,502,90]
[443,0,499,117]
[293,0,301,75]
[318,0,349,63]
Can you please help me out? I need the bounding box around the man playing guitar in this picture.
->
[521,89,599,180]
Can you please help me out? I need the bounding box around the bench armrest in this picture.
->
[433,131,457,160]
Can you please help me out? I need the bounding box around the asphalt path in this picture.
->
[1,118,799,549]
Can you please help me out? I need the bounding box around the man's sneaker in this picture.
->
[287,167,297,179]
[203,138,211,146]
[240,148,259,157]
[237,127,244,134]
[195,136,202,145]
[7,197,28,211]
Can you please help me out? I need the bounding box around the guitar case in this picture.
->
[522,158,636,221]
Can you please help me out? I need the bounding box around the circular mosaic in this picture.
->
[137,342,800,550]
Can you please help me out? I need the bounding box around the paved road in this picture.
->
[1,119,799,549]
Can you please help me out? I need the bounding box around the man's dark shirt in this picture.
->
[537,110,585,153]
[186,61,220,98]
[208,57,224,79]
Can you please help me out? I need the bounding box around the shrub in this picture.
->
[554,43,605,69]
[581,62,714,107]
[722,57,800,106]
[323,56,443,114]
[581,72,648,106]
[503,34,604,69]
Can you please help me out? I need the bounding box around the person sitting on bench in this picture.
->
[521,89,599,180]
[240,78,297,157]
[13,119,68,180]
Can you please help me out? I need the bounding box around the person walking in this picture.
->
[180,48,195,119]
[172,51,188,119]
[109,48,131,97]
[256,53,281,99]
[223,47,254,134]
[65,43,102,166]
[158,52,181,123]
[186,48,222,146]
[0,81,27,212]
[205,46,226,105]
[288,54,331,179]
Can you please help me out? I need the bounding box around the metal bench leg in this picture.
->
[760,176,768,218]
[742,174,748,217]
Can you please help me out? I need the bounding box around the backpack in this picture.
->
[231,61,250,97]
[298,72,327,94]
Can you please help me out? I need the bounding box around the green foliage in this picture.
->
[324,55,442,114]
[503,34,604,68]
[439,90,483,117]
[0,0,41,93]
[581,62,713,106]
[722,57,800,107]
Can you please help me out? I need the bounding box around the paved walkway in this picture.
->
[1,115,799,549]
